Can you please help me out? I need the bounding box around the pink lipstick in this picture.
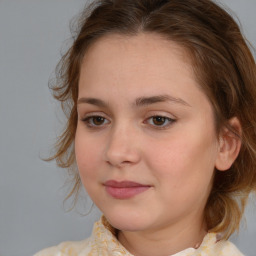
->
[104,180,151,199]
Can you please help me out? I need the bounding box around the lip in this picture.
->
[104,180,151,199]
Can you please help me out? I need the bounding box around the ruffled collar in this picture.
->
[90,216,220,256]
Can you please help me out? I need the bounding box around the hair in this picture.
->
[48,0,256,239]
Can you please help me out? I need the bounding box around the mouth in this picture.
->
[103,180,151,199]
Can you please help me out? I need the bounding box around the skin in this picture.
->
[75,33,240,256]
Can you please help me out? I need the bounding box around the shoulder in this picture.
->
[34,237,93,256]
[196,233,245,256]
[217,239,245,256]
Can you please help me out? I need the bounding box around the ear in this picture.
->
[215,117,242,171]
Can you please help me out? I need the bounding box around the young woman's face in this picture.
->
[76,33,220,233]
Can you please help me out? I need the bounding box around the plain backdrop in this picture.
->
[0,1,255,256]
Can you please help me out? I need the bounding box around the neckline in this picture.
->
[98,216,217,256]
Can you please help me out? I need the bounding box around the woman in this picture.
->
[35,0,256,255]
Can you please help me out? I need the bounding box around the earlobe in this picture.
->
[215,117,242,171]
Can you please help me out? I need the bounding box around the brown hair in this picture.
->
[49,0,256,238]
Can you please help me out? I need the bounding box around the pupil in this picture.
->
[153,116,165,125]
[94,117,104,125]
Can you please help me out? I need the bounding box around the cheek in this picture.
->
[145,127,218,188]
[75,128,103,183]
[147,132,217,212]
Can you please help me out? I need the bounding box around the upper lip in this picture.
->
[104,180,150,188]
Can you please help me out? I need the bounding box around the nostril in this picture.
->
[106,160,132,168]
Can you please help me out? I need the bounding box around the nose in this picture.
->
[104,124,141,168]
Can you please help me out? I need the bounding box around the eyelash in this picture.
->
[82,116,110,128]
[145,116,176,129]
[81,115,176,130]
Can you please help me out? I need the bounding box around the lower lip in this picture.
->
[105,186,150,199]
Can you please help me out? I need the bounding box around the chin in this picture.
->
[103,209,153,232]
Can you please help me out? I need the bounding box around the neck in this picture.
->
[117,214,207,256]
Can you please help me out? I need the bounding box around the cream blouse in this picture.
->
[34,216,244,256]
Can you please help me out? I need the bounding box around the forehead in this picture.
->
[79,32,195,90]
[84,32,188,60]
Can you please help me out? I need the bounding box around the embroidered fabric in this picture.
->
[34,216,245,256]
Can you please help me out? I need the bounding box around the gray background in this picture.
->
[0,1,255,256]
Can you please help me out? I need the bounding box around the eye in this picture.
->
[146,115,175,128]
[82,115,110,128]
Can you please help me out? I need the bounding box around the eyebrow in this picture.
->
[77,97,107,107]
[77,94,191,108]
[134,95,191,107]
